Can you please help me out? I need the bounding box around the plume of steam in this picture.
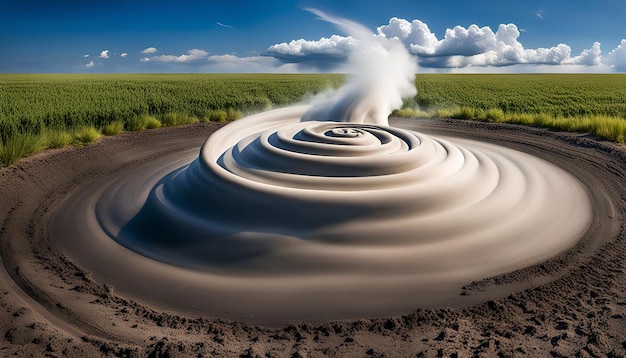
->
[301,9,417,125]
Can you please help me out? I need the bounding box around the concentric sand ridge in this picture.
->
[52,105,591,321]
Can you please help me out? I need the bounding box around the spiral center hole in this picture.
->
[327,128,364,138]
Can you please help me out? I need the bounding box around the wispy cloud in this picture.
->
[138,50,284,72]
[99,50,109,59]
[536,11,544,20]
[217,21,234,29]
[141,47,158,54]
[144,49,209,63]
[206,54,275,67]
[85,61,95,68]
[82,54,89,58]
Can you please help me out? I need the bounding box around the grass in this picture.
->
[43,129,74,148]
[201,108,242,122]
[410,74,626,118]
[72,126,102,145]
[0,132,45,167]
[0,73,344,132]
[126,114,162,131]
[451,107,477,120]
[395,73,626,144]
[160,113,199,127]
[103,121,124,136]
[1,73,625,167]
[0,126,103,167]
[524,114,626,143]
[205,109,228,122]
[394,106,626,144]
[484,108,505,122]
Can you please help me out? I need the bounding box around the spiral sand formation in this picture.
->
[1,10,623,355]
[52,105,592,322]
[52,11,591,322]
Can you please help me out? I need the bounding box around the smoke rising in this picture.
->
[301,9,417,125]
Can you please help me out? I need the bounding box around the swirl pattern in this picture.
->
[54,105,592,321]
[93,106,590,278]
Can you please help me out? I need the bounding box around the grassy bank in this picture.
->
[394,106,626,144]
[394,74,626,144]
[0,109,246,167]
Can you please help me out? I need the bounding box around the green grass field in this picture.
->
[1,73,625,166]
[396,74,626,144]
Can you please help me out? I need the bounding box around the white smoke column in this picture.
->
[301,9,418,125]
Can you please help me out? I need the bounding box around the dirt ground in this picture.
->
[0,118,624,357]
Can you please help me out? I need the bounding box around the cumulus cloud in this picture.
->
[378,20,576,67]
[85,61,95,68]
[267,35,358,69]
[566,42,602,66]
[141,47,158,54]
[607,39,626,71]
[267,17,623,72]
[377,18,438,55]
[120,52,128,58]
[436,25,497,56]
[82,54,89,58]
[99,50,109,59]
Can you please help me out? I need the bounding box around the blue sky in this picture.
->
[1,0,625,73]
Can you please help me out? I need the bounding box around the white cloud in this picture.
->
[607,39,626,71]
[203,54,282,72]
[524,44,571,64]
[147,49,209,63]
[267,35,358,69]
[85,61,95,68]
[120,52,128,58]
[437,24,497,56]
[217,22,233,28]
[565,42,602,66]
[99,50,109,59]
[268,35,357,58]
[381,22,575,67]
[141,47,158,54]
[207,54,273,66]
[267,17,623,72]
[82,54,89,58]
[377,17,438,55]
[138,50,285,72]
